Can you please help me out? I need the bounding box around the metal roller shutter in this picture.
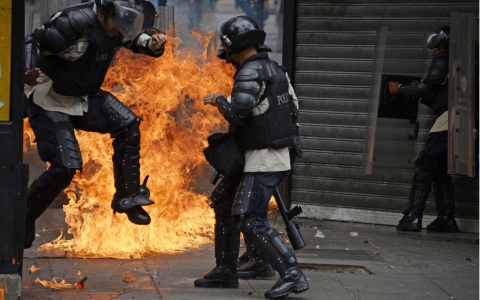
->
[284,0,479,232]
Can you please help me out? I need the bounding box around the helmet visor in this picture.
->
[114,1,144,41]
[207,27,224,62]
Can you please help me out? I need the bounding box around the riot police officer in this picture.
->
[194,16,309,299]
[389,26,459,233]
[23,0,167,249]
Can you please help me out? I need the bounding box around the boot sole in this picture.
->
[264,282,309,299]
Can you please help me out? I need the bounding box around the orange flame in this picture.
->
[0,282,6,300]
[24,31,236,258]
[28,265,42,274]
[34,278,73,289]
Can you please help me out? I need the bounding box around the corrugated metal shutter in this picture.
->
[286,0,479,232]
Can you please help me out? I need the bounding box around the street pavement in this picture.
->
[18,1,479,300]
[21,210,479,300]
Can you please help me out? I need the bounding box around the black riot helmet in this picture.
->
[95,0,144,40]
[425,26,450,49]
[217,16,266,62]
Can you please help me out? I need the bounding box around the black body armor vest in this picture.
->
[235,59,295,151]
[37,5,123,96]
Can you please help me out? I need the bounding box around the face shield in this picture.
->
[425,28,448,49]
[113,1,144,41]
[207,27,225,62]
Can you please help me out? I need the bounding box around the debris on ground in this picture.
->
[314,230,325,238]
[75,277,88,290]
[123,271,137,283]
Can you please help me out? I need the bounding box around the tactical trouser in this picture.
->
[237,231,276,279]
[24,96,81,248]
[396,182,431,232]
[233,173,309,298]
[195,176,241,288]
[241,218,309,299]
[194,208,240,288]
[99,92,154,224]
[398,131,454,232]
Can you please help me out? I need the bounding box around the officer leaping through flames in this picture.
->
[23,0,167,249]
[195,16,309,299]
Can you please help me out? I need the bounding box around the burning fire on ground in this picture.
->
[34,278,73,289]
[24,30,236,258]
[0,282,6,300]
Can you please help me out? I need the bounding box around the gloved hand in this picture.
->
[204,92,225,106]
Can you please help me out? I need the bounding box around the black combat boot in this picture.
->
[242,219,309,298]
[194,214,240,288]
[25,175,73,249]
[237,250,249,267]
[397,182,431,232]
[238,234,275,279]
[111,156,153,225]
[238,255,276,279]
[426,182,459,232]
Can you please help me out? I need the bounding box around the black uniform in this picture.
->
[396,49,459,233]
[23,1,164,249]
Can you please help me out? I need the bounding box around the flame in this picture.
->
[34,278,73,289]
[24,30,236,258]
[28,265,42,274]
[0,282,6,300]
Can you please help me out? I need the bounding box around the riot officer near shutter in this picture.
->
[194,16,309,299]
[23,0,167,249]
[389,26,460,233]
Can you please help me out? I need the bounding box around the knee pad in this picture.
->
[101,92,138,134]
[45,111,82,170]
[231,174,258,217]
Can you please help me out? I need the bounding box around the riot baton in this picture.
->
[273,188,306,250]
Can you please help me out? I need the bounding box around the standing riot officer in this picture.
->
[389,26,459,233]
[23,0,167,249]
[194,16,309,299]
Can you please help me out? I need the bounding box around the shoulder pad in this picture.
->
[55,16,79,42]
[67,8,98,34]
[236,61,264,82]
[232,62,264,114]
[264,59,287,82]
[425,56,449,84]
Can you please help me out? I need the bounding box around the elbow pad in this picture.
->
[25,35,39,70]
[215,96,244,126]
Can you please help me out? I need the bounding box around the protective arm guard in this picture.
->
[33,8,97,54]
[215,95,244,126]
[25,35,39,71]
[231,61,264,115]
[399,82,430,97]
